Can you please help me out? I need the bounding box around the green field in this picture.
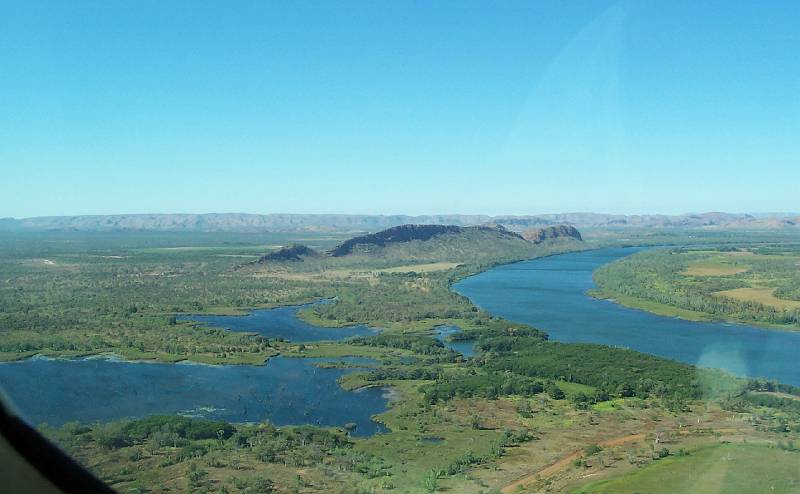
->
[574,443,800,494]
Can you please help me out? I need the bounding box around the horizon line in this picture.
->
[5,211,800,221]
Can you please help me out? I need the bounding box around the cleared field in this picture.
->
[255,269,372,281]
[716,287,800,310]
[501,433,645,493]
[573,443,800,494]
[144,244,283,252]
[260,262,461,281]
[374,262,461,273]
[682,260,749,276]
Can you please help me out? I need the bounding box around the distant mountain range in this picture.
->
[0,212,798,233]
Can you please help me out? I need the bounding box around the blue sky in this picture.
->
[1,0,798,218]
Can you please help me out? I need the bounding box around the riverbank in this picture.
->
[589,286,800,332]
[589,288,717,322]
[0,340,278,365]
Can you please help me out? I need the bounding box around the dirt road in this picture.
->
[500,433,646,493]
[500,427,745,493]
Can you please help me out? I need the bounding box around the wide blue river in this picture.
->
[455,247,800,386]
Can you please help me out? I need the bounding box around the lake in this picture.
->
[455,247,800,386]
[177,302,377,342]
[1,301,387,436]
[0,355,388,436]
[434,325,476,357]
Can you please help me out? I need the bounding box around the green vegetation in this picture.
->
[422,371,546,402]
[573,443,800,494]
[593,246,800,328]
[41,416,386,493]
[0,231,352,363]
[0,227,580,362]
[349,333,456,360]
[485,339,705,403]
[303,270,478,325]
[5,228,800,493]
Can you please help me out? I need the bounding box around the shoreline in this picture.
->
[590,287,800,333]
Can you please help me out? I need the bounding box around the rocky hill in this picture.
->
[255,224,581,263]
[258,244,319,262]
[522,225,583,244]
[328,224,523,257]
[322,223,580,264]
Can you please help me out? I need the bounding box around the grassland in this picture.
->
[372,262,462,273]
[573,443,800,493]
[682,260,750,276]
[716,287,800,311]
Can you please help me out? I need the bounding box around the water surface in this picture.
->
[0,356,388,436]
[455,247,800,385]
[177,303,377,342]
[1,302,388,434]
[434,325,476,357]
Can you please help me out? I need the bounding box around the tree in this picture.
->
[584,444,603,456]
[470,414,482,430]
[423,470,439,493]
[545,383,565,400]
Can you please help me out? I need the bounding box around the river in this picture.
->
[454,247,800,386]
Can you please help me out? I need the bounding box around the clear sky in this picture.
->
[1,1,798,218]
